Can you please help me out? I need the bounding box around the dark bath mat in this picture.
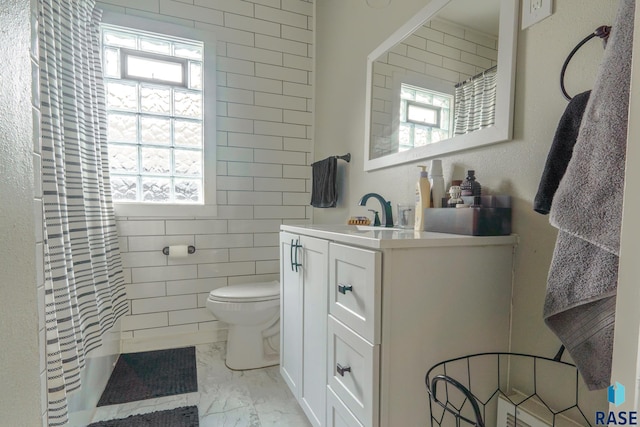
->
[97,346,197,406]
[88,405,199,427]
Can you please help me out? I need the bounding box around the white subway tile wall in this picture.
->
[30,0,48,422]
[98,0,314,348]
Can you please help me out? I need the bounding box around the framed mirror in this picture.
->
[364,0,518,171]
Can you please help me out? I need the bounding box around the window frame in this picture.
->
[405,100,442,128]
[100,11,217,218]
[120,48,189,87]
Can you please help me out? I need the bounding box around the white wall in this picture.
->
[95,0,314,351]
[315,0,617,413]
[0,0,44,425]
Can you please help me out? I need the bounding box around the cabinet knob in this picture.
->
[336,363,351,376]
[338,284,353,294]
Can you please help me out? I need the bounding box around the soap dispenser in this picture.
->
[414,165,431,231]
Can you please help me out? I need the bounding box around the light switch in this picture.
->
[522,0,553,29]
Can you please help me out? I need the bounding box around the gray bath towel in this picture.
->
[310,156,338,208]
[544,0,634,390]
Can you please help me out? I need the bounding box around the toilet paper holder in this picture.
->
[162,245,196,256]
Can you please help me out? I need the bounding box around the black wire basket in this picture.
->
[425,352,593,427]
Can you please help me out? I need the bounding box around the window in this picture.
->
[406,101,441,128]
[100,13,216,216]
[399,83,453,151]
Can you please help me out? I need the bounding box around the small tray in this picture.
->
[424,196,512,236]
[347,217,371,226]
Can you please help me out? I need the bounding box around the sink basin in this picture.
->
[356,225,405,231]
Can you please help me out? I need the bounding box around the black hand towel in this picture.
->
[310,156,338,208]
[533,90,590,215]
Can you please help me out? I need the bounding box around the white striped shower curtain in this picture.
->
[38,0,128,425]
[453,66,498,135]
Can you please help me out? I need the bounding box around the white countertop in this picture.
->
[280,224,518,250]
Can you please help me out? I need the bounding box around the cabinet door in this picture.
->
[299,235,329,427]
[280,232,302,397]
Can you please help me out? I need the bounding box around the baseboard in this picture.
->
[121,329,228,353]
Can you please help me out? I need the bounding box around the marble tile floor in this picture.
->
[91,342,312,427]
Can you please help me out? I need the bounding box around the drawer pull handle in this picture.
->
[336,363,351,376]
[293,239,303,272]
[290,239,303,272]
[290,239,295,272]
[338,284,353,294]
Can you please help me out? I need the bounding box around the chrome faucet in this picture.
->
[358,193,394,227]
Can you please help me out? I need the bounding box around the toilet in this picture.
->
[206,280,280,370]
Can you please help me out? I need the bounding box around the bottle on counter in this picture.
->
[460,170,481,197]
[447,185,463,207]
[429,159,445,208]
[415,165,431,231]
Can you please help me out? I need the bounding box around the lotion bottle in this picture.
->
[429,159,445,208]
[414,165,431,231]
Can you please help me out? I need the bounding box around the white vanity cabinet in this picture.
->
[280,231,329,427]
[280,225,517,427]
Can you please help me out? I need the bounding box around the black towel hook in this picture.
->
[560,25,611,101]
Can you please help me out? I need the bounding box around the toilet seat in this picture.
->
[209,280,279,303]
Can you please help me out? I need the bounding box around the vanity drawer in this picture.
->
[329,243,381,344]
[327,385,364,427]
[328,315,379,427]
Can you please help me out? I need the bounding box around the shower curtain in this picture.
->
[38,0,128,425]
[453,66,498,135]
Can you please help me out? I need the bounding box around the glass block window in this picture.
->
[102,24,205,204]
[399,83,453,152]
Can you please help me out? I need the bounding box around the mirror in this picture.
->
[364,0,518,171]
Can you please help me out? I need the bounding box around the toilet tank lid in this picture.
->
[209,280,279,301]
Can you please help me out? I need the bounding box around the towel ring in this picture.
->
[560,25,611,101]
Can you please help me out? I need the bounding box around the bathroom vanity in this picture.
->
[279,225,518,427]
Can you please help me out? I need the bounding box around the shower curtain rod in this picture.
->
[455,65,497,88]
